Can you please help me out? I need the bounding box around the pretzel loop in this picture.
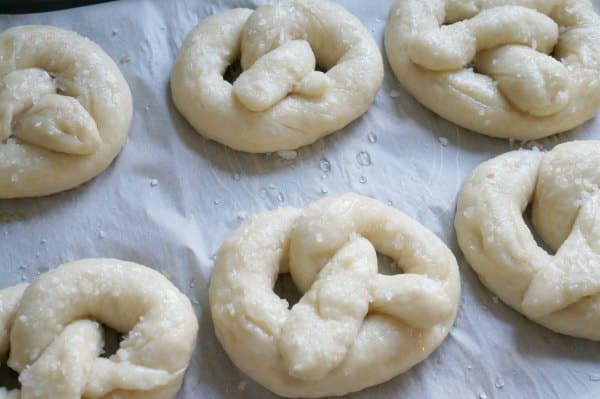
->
[385,0,600,139]
[171,0,383,153]
[0,25,132,199]
[210,194,460,397]
[455,141,600,340]
[0,259,198,399]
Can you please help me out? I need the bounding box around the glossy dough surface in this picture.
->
[171,0,383,153]
[455,141,600,340]
[0,25,132,198]
[385,0,600,140]
[210,194,460,397]
[0,259,198,398]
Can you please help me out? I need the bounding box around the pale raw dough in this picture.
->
[171,0,383,153]
[455,141,600,340]
[384,0,600,140]
[210,194,460,397]
[0,25,132,198]
[0,259,198,398]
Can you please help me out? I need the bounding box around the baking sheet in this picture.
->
[0,1,113,14]
[1,0,600,398]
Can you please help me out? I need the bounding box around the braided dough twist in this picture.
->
[0,259,198,398]
[171,0,383,153]
[210,194,460,397]
[455,141,600,340]
[0,26,132,198]
[385,0,600,140]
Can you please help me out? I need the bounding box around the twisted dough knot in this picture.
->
[0,26,132,199]
[210,194,460,397]
[0,68,101,155]
[385,0,600,139]
[171,0,383,153]
[0,259,198,399]
[455,141,600,340]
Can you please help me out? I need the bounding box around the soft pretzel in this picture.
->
[171,0,383,153]
[385,0,600,140]
[0,25,132,198]
[455,141,600,340]
[210,194,460,397]
[0,259,198,398]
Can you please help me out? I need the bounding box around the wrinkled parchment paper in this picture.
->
[1,1,600,398]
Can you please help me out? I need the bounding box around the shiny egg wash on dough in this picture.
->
[385,0,600,140]
[0,25,132,199]
[0,259,198,399]
[456,141,600,341]
[210,194,461,398]
[171,0,384,153]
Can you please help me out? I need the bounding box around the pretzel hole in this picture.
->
[0,362,19,391]
[378,253,403,275]
[274,273,302,309]
[522,204,557,256]
[223,60,243,84]
[315,64,327,74]
[101,324,124,358]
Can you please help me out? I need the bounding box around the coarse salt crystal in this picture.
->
[277,150,297,160]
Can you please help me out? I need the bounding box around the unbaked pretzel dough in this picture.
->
[455,141,600,340]
[0,25,132,198]
[0,259,198,398]
[210,194,460,397]
[385,0,600,140]
[171,0,383,153]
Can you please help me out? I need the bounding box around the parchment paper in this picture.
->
[1,1,600,398]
